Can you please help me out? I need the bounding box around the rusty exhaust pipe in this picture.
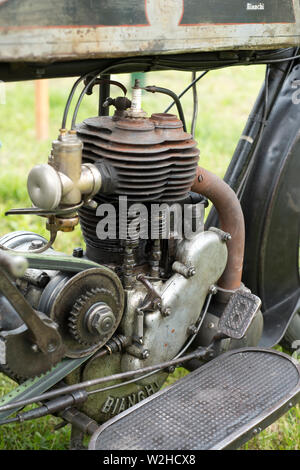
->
[191,166,245,291]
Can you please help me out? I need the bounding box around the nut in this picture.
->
[163,307,171,317]
[222,232,232,242]
[142,349,150,359]
[187,267,196,277]
[87,303,115,336]
[209,285,218,295]
[188,324,197,335]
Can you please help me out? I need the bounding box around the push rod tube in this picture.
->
[191,166,245,290]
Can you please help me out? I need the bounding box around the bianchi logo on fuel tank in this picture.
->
[247,2,265,10]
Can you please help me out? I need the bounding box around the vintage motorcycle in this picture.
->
[0,0,299,451]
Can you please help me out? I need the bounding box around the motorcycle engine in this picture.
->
[0,80,231,423]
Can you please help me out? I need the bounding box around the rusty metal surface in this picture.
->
[192,166,245,290]
[0,1,299,63]
[77,113,199,202]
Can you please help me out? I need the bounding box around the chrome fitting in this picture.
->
[27,130,102,211]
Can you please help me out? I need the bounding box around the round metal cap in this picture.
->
[27,164,62,210]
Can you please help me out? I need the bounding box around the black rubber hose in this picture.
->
[143,85,187,132]
[70,61,152,130]
[191,71,198,138]
[164,70,209,114]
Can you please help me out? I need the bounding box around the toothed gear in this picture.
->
[0,362,54,384]
[68,287,117,346]
[50,267,125,359]
[0,363,28,383]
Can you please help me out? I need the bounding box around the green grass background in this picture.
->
[0,66,299,450]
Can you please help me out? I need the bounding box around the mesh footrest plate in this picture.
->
[89,348,300,450]
[218,290,261,339]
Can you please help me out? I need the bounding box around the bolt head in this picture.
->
[142,349,150,359]
[223,233,232,241]
[209,285,218,295]
[92,312,114,335]
[188,267,196,277]
[86,200,98,210]
[163,307,171,317]
[87,303,115,336]
[188,325,197,335]
[47,342,56,353]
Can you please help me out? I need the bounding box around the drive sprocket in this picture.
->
[49,267,124,359]
[68,287,118,346]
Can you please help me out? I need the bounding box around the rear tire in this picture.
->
[241,63,300,347]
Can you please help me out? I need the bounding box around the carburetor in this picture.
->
[28,129,102,212]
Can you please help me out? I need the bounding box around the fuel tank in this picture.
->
[0,0,299,63]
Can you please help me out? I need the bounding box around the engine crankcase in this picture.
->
[121,229,228,376]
